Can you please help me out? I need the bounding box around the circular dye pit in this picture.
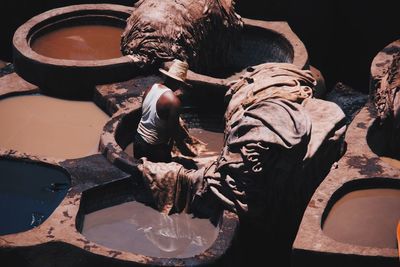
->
[31,25,123,60]
[13,4,136,98]
[187,19,308,83]
[82,201,219,258]
[323,188,400,248]
[227,26,293,74]
[0,94,109,159]
[0,159,70,235]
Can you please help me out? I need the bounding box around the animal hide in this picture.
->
[121,0,243,73]
[137,63,346,219]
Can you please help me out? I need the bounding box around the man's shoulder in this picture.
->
[160,90,179,103]
[158,90,180,110]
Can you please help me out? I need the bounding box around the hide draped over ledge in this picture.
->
[138,63,347,219]
[372,52,400,156]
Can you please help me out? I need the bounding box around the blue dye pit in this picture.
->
[0,159,70,235]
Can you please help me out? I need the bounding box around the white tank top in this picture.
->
[137,83,172,145]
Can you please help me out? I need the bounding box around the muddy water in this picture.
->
[124,128,224,168]
[82,201,219,258]
[31,25,123,60]
[0,159,70,235]
[323,188,400,248]
[187,128,224,168]
[0,94,109,159]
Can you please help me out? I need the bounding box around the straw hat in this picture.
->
[159,59,189,85]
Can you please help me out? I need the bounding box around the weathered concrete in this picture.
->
[0,68,37,99]
[293,43,400,266]
[292,102,400,267]
[94,75,163,116]
[12,4,142,98]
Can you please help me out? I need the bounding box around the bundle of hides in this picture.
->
[374,52,400,123]
[372,52,400,155]
[121,0,243,73]
[138,63,346,219]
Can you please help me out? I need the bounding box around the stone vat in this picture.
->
[184,18,309,91]
[292,103,400,267]
[75,178,239,266]
[12,4,141,98]
[0,157,70,235]
[293,40,400,267]
[0,93,109,160]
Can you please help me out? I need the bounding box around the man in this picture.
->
[134,59,189,162]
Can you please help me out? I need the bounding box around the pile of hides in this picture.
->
[121,0,243,73]
[372,52,400,155]
[138,63,347,219]
[373,52,400,125]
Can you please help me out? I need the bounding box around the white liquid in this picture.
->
[82,201,219,258]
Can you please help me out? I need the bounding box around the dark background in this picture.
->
[1,0,399,92]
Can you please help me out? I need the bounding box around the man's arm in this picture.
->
[158,92,204,157]
[166,94,182,141]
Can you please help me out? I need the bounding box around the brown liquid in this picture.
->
[124,128,224,168]
[188,128,224,167]
[0,95,109,159]
[31,25,123,60]
[323,189,400,248]
[82,201,219,258]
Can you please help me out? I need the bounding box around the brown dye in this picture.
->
[323,189,400,248]
[31,25,123,60]
[0,95,109,159]
[82,201,219,258]
[124,128,224,168]
[188,128,224,167]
